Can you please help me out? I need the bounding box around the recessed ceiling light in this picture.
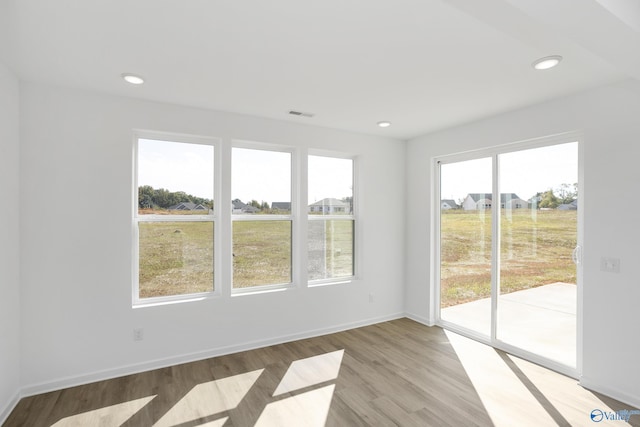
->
[532,55,563,70]
[377,121,391,128]
[121,73,145,85]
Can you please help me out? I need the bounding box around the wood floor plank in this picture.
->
[4,318,639,426]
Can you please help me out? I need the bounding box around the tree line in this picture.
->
[246,200,271,210]
[535,183,578,209]
[138,185,213,209]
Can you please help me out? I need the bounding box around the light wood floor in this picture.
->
[5,318,639,426]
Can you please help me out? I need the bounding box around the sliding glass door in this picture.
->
[438,139,580,372]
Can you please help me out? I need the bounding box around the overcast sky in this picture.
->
[440,142,578,203]
[138,139,214,199]
[138,139,353,204]
[139,139,575,205]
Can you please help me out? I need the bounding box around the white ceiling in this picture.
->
[3,0,639,139]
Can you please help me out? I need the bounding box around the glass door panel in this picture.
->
[440,157,493,337]
[497,143,578,367]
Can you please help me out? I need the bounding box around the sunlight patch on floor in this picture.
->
[47,350,345,426]
[51,395,156,427]
[256,384,336,427]
[153,369,263,427]
[189,418,229,427]
[445,330,631,426]
[273,349,344,396]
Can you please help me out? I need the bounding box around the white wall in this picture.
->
[18,83,405,393]
[0,62,21,420]
[405,79,640,408]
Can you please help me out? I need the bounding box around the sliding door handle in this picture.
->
[572,245,582,265]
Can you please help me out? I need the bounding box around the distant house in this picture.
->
[462,193,492,210]
[168,202,207,211]
[500,193,528,209]
[441,199,459,210]
[462,193,527,210]
[271,202,291,212]
[558,200,578,210]
[232,199,260,214]
[308,198,349,214]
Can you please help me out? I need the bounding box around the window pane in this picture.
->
[308,156,352,215]
[439,157,492,336]
[232,147,291,214]
[308,220,354,280]
[233,221,292,288]
[497,143,578,366]
[139,221,214,298]
[138,139,214,215]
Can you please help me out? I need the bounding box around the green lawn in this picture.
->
[139,218,354,298]
[139,211,574,303]
[139,221,214,298]
[441,209,577,307]
[232,220,292,288]
[308,220,354,280]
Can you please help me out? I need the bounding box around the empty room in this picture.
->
[1,1,639,426]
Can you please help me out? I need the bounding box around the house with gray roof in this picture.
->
[558,200,578,210]
[462,193,527,210]
[271,202,291,212]
[308,198,349,214]
[168,202,207,211]
[232,199,260,214]
[441,199,459,210]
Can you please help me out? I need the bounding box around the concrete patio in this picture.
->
[441,283,576,367]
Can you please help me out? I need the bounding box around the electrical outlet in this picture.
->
[369,293,374,303]
[600,257,620,273]
[133,328,144,342]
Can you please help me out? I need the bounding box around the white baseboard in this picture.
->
[20,312,405,398]
[0,390,20,426]
[580,377,640,410]
[404,312,435,326]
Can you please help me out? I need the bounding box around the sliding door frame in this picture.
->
[433,131,584,379]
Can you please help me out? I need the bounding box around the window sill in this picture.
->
[231,284,293,297]
[133,292,217,309]
[308,277,355,288]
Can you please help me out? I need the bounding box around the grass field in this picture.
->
[138,218,354,298]
[308,220,354,280]
[233,221,292,288]
[139,221,214,298]
[441,209,577,307]
[139,209,573,302]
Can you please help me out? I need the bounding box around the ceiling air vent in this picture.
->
[288,110,315,118]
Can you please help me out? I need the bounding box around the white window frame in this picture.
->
[132,131,221,307]
[132,133,358,304]
[307,151,357,286]
[230,140,297,294]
